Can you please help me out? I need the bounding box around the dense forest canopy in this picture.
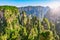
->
[0,6,60,40]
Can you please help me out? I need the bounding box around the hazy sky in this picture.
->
[0,0,60,8]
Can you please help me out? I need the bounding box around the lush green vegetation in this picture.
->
[0,6,59,40]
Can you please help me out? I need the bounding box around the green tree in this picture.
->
[42,18,50,30]
[40,30,54,40]
[21,11,27,26]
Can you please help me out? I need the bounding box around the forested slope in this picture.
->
[0,6,59,40]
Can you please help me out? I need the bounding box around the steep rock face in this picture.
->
[0,11,4,18]
[0,9,5,28]
[18,6,50,20]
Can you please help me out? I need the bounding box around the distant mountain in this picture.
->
[18,6,50,20]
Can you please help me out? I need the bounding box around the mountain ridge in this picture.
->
[18,6,50,20]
